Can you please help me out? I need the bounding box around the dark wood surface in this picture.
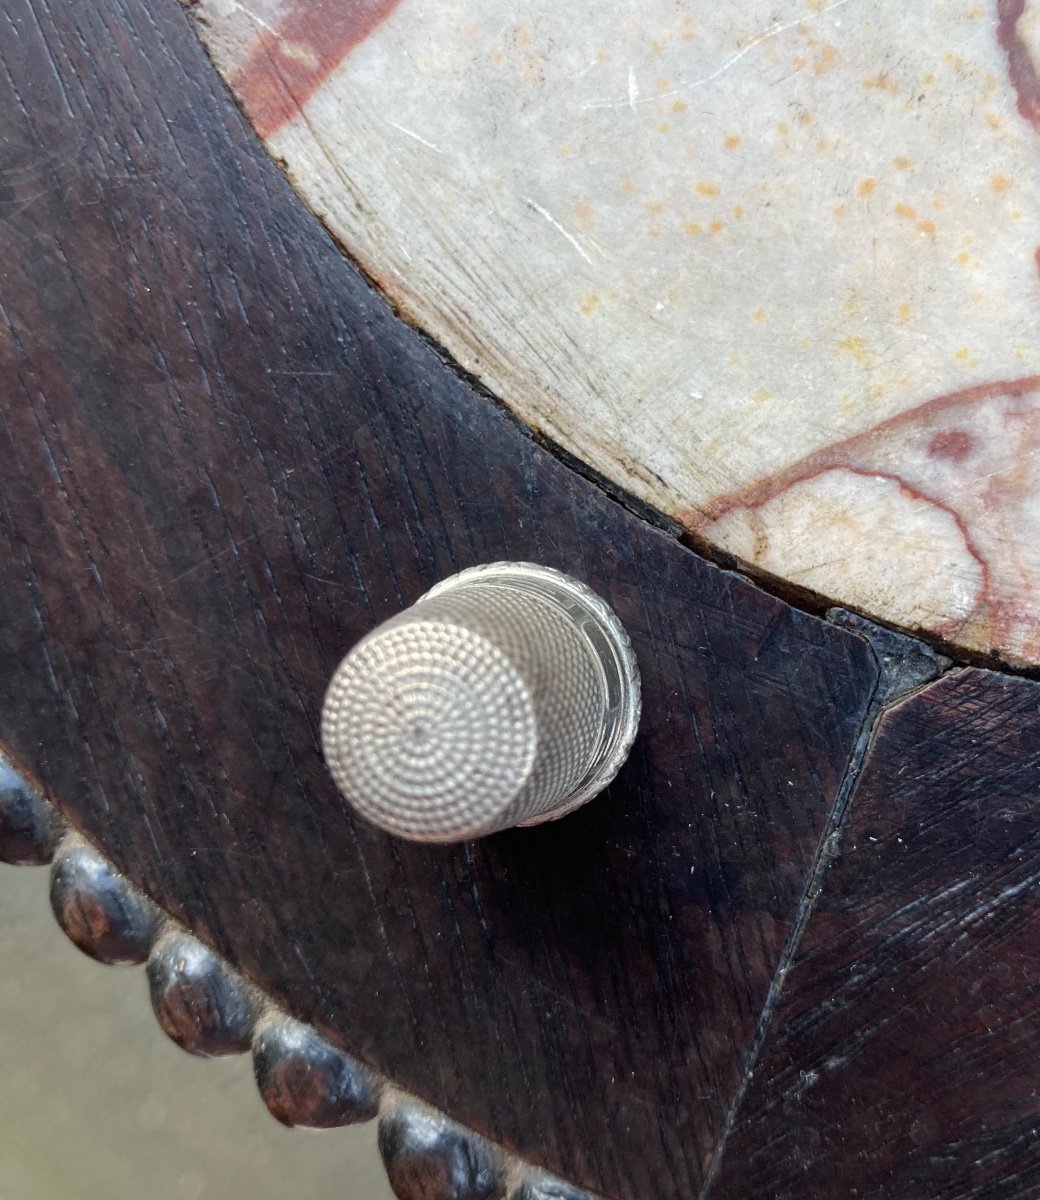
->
[0,2,887,1197]
[711,667,1040,1200]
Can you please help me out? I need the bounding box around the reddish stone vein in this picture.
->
[231,0,405,140]
[998,0,1040,133]
[689,377,1040,527]
[686,376,1040,659]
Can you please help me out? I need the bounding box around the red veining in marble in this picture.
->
[999,0,1040,133]
[928,429,974,462]
[231,0,405,140]
[689,377,1040,661]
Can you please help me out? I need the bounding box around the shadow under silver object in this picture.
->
[321,563,641,843]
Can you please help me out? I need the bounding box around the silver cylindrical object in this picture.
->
[321,562,640,843]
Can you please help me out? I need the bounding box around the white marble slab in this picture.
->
[193,0,1040,664]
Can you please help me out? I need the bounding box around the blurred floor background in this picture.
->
[0,862,394,1200]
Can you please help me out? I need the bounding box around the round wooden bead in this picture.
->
[49,838,157,964]
[379,1104,506,1200]
[0,757,60,865]
[512,1175,599,1200]
[253,1014,380,1128]
[147,931,258,1057]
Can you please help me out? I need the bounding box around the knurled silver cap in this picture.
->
[321,563,641,843]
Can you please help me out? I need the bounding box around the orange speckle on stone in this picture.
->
[955,346,971,361]
[557,143,573,157]
[696,181,719,197]
[777,121,790,136]
[672,99,687,114]
[682,220,703,235]
[647,227,661,239]
[863,73,898,94]
[894,203,916,219]
[833,203,846,217]
[813,45,836,74]
[650,39,664,55]
[957,250,971,265]
[838,336,868,363]
[724,133,741,150]
[892,155,912,170]
[916,219,936,236]
[710,220,724,234]
[806,0,826,11]
[986,112,1001,128]
[991,175,1011,194]
[657,77,671,90]
[898,301,912,321]
[932,196,945,209]
[750,388,771,403]
[621,180,636,194]
[646,199,665,214]
[579,294,599,315]
[922,72,935,85]
[658,122,670,133]
[490,49,504,64]
[858,178,877,197]
[733,205,744,219]
[572,200,595,228]
[799,110,813,125]
[752,307,767,322]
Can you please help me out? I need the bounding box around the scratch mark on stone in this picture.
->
[224,0,278,37]
[583,0,854,111]
[385,119,445,154]
[522,197,593,264]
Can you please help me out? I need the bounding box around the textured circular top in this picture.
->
[321,619,539,841]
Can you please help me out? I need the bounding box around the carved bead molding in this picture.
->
[0,753,602,1200]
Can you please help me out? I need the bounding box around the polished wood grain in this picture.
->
[710,667,1040,1200]
[0,2,887,1196]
